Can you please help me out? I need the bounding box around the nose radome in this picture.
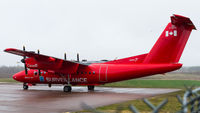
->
[12,72,21,81]
[12,71,24,82]
[12,74,17,80]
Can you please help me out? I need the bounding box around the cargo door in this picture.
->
[99,64,108,82]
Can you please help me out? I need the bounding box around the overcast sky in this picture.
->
[0,0,200,66]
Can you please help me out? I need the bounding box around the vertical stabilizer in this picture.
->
[143,14,196,64]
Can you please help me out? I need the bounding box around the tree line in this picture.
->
[0,66,23,78]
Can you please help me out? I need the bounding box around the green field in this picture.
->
[103,79,200,88]
[97,79,200,112]
[95,91,185,113]
[96,77,200,112]
[0,78,16,83]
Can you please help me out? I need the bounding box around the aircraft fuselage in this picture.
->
[13,63,182,85]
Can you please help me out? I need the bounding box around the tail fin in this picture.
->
[143,14,196,64]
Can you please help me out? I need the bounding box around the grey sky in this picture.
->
[0,0,200,66]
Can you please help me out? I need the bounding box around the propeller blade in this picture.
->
[38,69,41,76]
[77,53,79,62]
[23,46,26,59]
[37,49,41,76]
[64,53,67,60]
[25,64,28,75]
[37,49,40,54]
[23,46,25,51]
[23,46,28,75]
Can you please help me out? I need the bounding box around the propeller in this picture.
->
[22,46,28,75]
[37,49,41,76]
[64,53,67,60]
[77,53,79,62]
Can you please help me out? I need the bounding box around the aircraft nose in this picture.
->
[12,74,17,80]
[12,71,24,82]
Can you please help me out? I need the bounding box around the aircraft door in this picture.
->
[99,64,108,82]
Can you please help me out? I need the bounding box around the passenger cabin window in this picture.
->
[89,72,91,74]
[93,71,95,75]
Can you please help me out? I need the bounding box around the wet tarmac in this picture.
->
[0,83,180,113]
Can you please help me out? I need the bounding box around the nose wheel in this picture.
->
[63,86,72,92]
[23,83,28,90]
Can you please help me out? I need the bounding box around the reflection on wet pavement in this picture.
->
[0,83,180,113]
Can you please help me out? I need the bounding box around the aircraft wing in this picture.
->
[4,48,87,74]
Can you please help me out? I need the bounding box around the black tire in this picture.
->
[88,85,95,91]
[23,84,28,90]
[63,86,72,92]
[48,84,52,88]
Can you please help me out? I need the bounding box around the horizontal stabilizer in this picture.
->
[171,14,196,30]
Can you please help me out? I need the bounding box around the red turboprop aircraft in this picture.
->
[4,14,196,92]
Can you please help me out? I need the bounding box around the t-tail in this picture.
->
[143,14,196,64]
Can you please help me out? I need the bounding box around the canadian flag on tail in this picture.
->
[165,30,177,37]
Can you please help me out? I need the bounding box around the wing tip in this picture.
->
[4,48,17,52]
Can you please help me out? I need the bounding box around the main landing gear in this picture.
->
[23,83,28,90]
[48,84,52,88]
[63,74,72,92]
[88,85,95,91]
[63,86,72,92]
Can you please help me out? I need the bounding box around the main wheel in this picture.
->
[23,84,28,90]
[88,85,95,91]
[48,84,52,88]
[63,86,72,92]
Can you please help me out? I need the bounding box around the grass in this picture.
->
[96,79,200,112]
[95,91,185,112]
[0,78,16,83]
[103,79,200,88]
[141,73,200,81]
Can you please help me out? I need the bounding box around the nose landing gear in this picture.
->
[23,83,28,90]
